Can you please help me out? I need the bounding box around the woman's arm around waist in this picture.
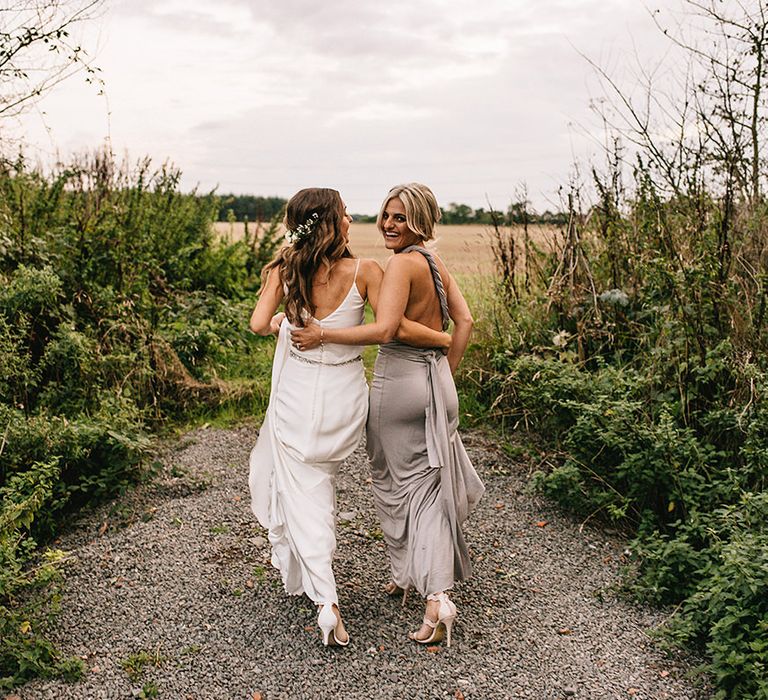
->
[291,257,450,349]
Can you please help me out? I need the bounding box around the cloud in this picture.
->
[16,0,675,214]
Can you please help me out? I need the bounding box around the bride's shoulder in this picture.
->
[357,257,384,277]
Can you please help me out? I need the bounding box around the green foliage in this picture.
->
[0,151,277,686]
[120,649,164,682]
[439,201,567,226]
[0,459,85,689]
[139,681,160,699]
[638,494,768,699]
[460,137,768,697]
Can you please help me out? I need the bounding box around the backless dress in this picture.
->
[366,246,484,597]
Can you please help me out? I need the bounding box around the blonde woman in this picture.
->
[292,183,484,647]
[248,187,449,647]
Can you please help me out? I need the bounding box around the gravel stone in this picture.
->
[15,425,713,700]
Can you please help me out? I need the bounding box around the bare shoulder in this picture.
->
[353,258,382,299]
[386,251,425,272]
[358,257,384,275]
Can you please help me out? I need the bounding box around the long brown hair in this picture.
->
[262,188,352,326]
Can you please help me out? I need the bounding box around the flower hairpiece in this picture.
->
[285,212,319,245]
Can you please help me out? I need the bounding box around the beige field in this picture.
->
[213,222,559,275]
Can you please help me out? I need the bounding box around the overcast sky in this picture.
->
[12,0,676,215]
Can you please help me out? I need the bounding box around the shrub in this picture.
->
[0,152,277,686]
[0,458,84,689]
[459,152,768,696]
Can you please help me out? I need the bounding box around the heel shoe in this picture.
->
[409,592,457,647]
[317,603,349,647]
[383,581,410,607]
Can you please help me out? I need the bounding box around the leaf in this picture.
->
[253,693,263,700]
[19,620,31,634]
[536,521,548,528]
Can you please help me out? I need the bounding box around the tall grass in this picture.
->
[457,155,768,697]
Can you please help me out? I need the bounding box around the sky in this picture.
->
[10,0,677,216]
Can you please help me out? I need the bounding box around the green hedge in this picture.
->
[0,152,279,687]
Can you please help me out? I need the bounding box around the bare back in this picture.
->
[398,249,451,331]
[309,258,362,321]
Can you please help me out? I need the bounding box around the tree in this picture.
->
[441,202,473,224]
[216,194,287,222]
[664,1,767,203]
[579,1,768,345]
[0,0,103,120]
[587,0,768,204]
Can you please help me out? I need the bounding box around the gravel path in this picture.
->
[14,425,712,700]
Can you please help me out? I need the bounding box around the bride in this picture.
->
[247,187,449,646]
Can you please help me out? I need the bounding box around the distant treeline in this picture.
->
[440,201,567,226]
[217,195,287,222]
[216,194,566,226]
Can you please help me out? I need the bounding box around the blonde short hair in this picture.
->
[377,183,441,241]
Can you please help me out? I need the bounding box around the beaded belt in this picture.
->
[289,350,362,367]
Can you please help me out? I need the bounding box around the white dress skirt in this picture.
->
[249,272,367,605]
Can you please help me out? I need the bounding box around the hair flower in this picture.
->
[285,212,319,244]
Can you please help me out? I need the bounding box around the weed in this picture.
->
[365,527,384,542]
[138,680,159,698]
[120,649,164,682]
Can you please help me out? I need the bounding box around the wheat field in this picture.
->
[214,222,560,275]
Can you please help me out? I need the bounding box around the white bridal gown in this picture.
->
[249,263,367,605]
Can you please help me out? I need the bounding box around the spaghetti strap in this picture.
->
[353,258,361,282]
[400,246,450,330]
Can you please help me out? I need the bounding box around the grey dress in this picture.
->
[366,246,485,597]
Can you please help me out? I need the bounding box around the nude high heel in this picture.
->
[317,603,349,647]
[409,592,457,647]
[383,582,410,607]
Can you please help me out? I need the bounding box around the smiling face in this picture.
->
[380,197,422,252]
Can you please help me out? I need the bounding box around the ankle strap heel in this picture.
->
[411,592,458,647]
